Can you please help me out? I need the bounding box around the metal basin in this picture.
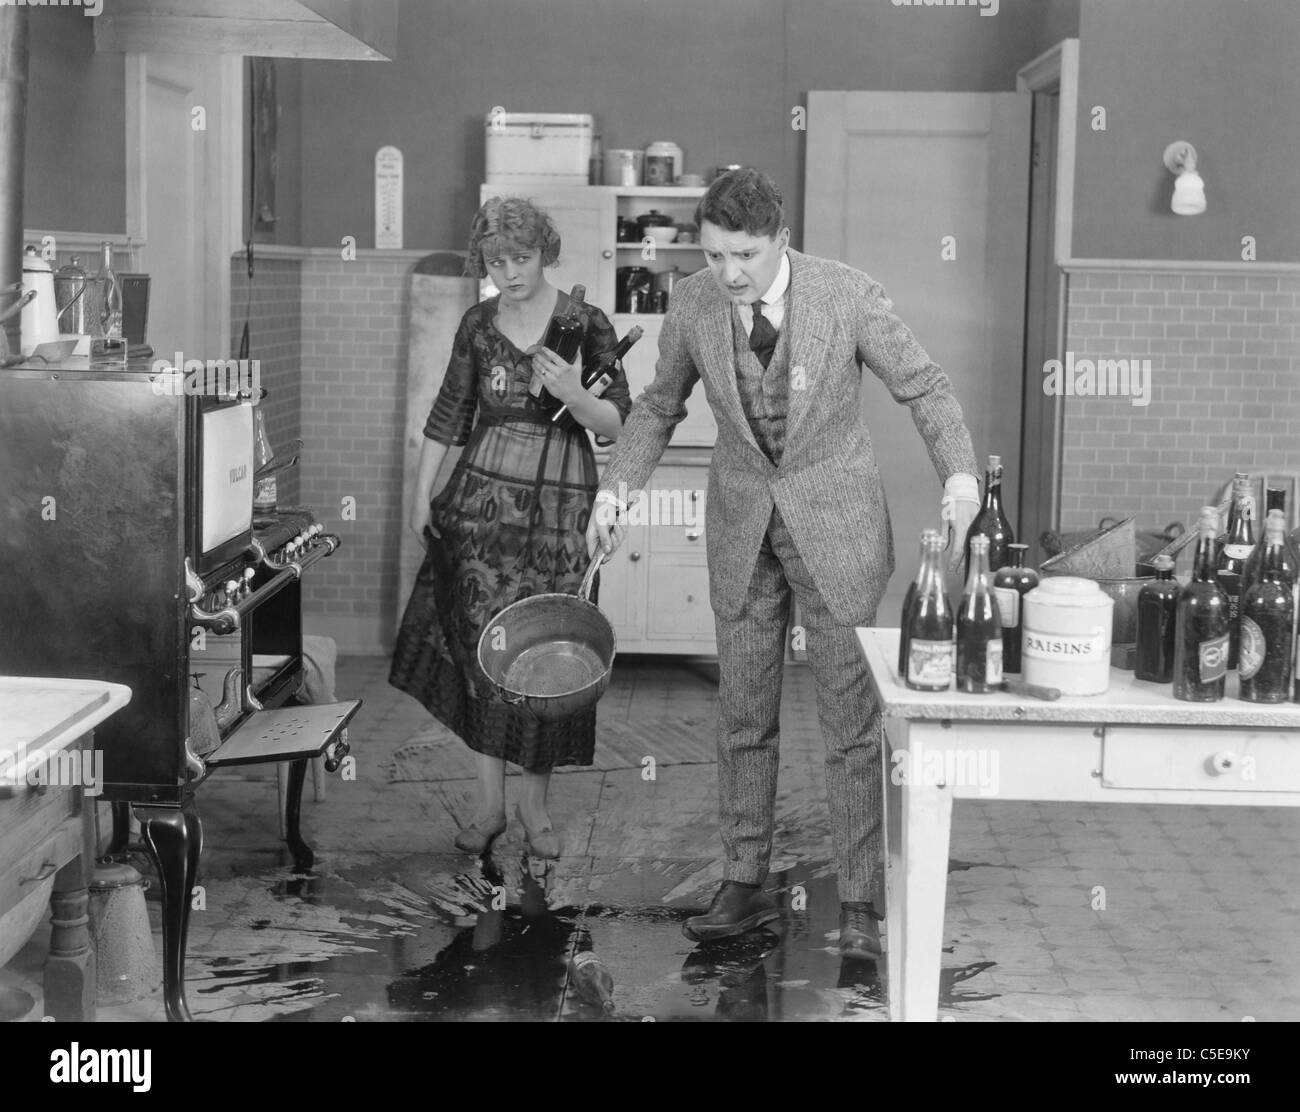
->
[477,555,615,722]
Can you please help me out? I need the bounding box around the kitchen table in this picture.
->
[1,677,132,1021]
[856,628,1300,1022]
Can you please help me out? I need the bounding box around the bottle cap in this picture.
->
[1152,554,1175,572]
[1007,543,1028,551]
[988,454,1001,469]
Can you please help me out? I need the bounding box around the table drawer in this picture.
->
[1101,725,1300,792]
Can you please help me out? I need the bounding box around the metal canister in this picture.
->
[1021,577,1114,695]
[54,255,91,335]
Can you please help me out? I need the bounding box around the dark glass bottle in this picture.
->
[532,283,586,407]
[957,534,1003,693]
[1239,515,1294,703]
[1243,495,1298,601]
[569,951,615,1014]
[963,454,1015,573]
[899,528,942,678]
[1134,554,1179,683]
[1215,474,1255,669]
[905,532,954,692]
[992,542,1037,674]
[1173,507,1230,702]
[551,324,642,425]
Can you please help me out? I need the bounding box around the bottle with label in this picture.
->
[899,528,942,678]
[253,390,277,514]
[532,284,586,407]
[551,325,642,425]
[1239,513,1294,703]
[1134,555,1179,683]
[957,533,1003,693]
[1216,474,1255,668]
[904,531,954,691]
[1173,506,1229,702]
[963,454,1015,573]
[991,542,1037,674]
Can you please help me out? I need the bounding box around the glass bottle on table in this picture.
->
[1173,506,1229,702]
[957,533,1003,693]
[904,531,954,692]
[1134,554,1179,683]
[963,454,1015,573]
[96,240,122,345]
[1215,474,1255,669]
[1239,512,1294,703]
[898,527,942,678]
[992,542,1037,674]
[1243,493,1298,601]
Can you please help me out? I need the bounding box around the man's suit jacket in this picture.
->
[598,248,978,627]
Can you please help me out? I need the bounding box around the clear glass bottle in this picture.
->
[1215,474,1255,668]
[96,240,122,344]
[957,533,1003,693]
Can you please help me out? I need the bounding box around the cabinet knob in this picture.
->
[629,551,641,561]
[602,250,613,259]
[686,530,700,541]
[1208,751,1237,775]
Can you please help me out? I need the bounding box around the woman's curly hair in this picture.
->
[694,168,785,238]
[464,196,562,278]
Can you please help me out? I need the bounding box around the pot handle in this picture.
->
[578,550,606,603]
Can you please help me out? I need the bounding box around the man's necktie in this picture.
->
[749,300,778,370]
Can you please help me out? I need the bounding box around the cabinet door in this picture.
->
[478,185,617,313]
[594,522,646,650]
[612,313,718,448]
[645,557,715,646]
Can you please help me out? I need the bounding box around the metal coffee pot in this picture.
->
[54,255,92,335]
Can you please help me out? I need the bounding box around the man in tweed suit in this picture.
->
[587,168,980,958]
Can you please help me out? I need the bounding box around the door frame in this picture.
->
[124,52,243,359]
[1016,38,1080,553]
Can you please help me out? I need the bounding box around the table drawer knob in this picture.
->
[1209,751,1237,775]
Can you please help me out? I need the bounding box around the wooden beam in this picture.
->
[94,0,396,61]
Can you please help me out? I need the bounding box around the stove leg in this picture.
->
[106,801,132,855]
[284,757,314,872]
[136,799,202,1022]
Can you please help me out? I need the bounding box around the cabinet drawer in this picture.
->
[1101,725,1300,793]
[646,560,714,641]
[641,465,706,552]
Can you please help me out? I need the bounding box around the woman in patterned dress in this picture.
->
[391,197,632,858]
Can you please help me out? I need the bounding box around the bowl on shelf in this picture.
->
[643,226,679,246]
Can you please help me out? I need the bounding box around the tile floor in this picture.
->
[5,654,1299,1022]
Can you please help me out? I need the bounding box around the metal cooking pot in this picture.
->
[477,554,616,722]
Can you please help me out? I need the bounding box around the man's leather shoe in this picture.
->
[683,882,780,942]
[839,902,883,959]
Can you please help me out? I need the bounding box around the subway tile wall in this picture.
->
[229,256,302,506]
[1060,271,1300,533]
[297,258,408,653]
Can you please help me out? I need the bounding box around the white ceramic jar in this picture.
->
[1021,577,1114,695]
[644,141,683,187]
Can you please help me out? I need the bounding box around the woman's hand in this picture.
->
[410,502,432,547]
[529,345,584,405]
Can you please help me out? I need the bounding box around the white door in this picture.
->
[805,91,1031,620]
[127,54,242,362]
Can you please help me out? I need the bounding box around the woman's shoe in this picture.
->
[453,813,507,855]
[515,804,562,860]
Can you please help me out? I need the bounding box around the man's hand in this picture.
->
[945,499,978,572]
[529,345,584,405]
[586,493,628,559]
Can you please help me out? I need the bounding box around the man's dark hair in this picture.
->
[695,168,785,238]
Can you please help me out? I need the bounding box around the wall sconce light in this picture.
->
[1163,141,1206,215]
